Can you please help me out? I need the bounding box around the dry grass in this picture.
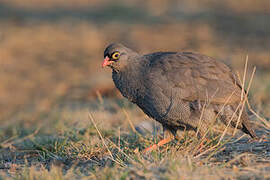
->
[0,0,270,179]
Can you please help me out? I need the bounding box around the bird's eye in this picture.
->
[112,52,120,60]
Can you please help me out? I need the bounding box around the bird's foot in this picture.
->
[143,137,173,154]
[248,135,268,143]
[196,138,209,153]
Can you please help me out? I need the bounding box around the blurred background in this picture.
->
[1,0,270,130]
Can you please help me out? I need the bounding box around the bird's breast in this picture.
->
[112,71,142,103]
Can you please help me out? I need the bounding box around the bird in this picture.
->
[102,43,257,152]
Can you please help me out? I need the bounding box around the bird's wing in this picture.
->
[145,52,244,105]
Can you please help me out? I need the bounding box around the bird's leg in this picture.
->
[195,122,212,153]
[143,127,175,153]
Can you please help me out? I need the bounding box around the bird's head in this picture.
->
[102,43,138,71]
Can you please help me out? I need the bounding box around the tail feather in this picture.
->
[241,110,258,139]
[242,122,257,139]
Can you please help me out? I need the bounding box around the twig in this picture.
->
[231,134,246,143]
[118,127,121,151]
[106,137,138,165]
[88,113,114,160]
[233,61,256,135]
[96,90,104,104]
[233,56,249,134]
[122,109,136,133]
[218,92,240,144]
[224,153,249,167]
[240,55,248,101]
[196,102,207,137]
[247,101,270,129]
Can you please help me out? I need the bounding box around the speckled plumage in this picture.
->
[103,43,257,139]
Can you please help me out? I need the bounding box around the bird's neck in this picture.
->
[112,59,144,102]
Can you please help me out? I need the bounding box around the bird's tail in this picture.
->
[241,110,258,139]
